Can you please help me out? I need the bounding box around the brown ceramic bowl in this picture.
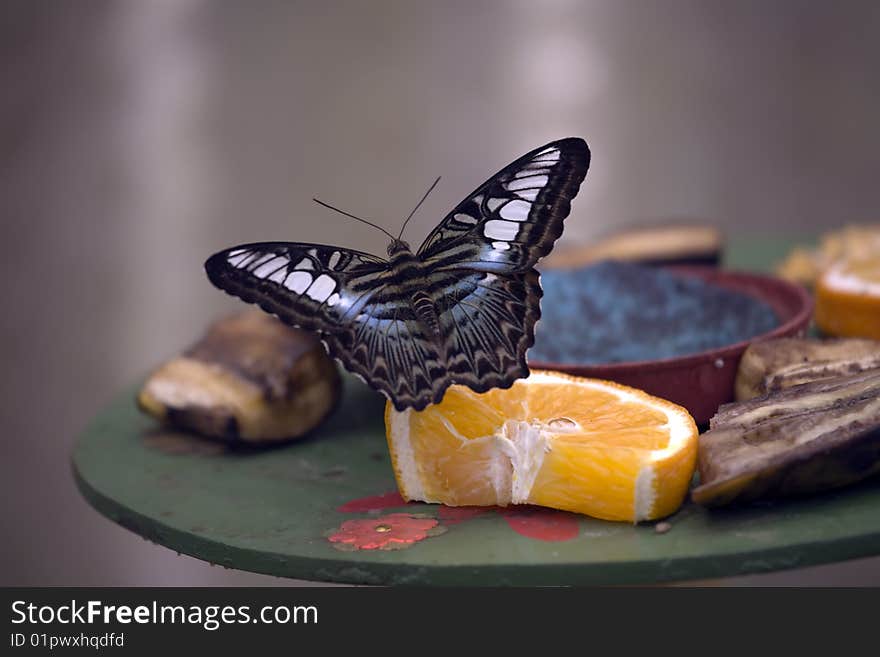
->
[529,267,814,425]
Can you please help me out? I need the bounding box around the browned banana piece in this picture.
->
[138,310,340,443]
[714,369,880,430]
[694,370,880,507]
[735,337,880,401]
[693,394,880,507]
[543,224,722,269]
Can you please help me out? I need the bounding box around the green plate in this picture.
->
[73,374,880,585]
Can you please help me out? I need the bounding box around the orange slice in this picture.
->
[816,256,880,340]
[385,371,698,522]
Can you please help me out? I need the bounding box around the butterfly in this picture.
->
[205,138,590,411]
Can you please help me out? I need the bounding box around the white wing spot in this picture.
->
[307,248,318,257]
[493,241,511,251]
[296,257,314,270]
[327,292,340,307]
[268,267,288,283]
[253,256,288,278]
[454,213,477,224]
[499,200,531,222]
[506,175,548,192]
[249,253,275,269]
[534,148,560,162]
[484,219,520,241]
[328,251,341,268]
[487,198,505,212]
[517,188,540,201]
[514,168,549,179]
[285,271,312,294]
[227,252,250,267]
[306,274,336,303]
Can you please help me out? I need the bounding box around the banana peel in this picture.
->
[543,224,722,269]
[138,311,340,443]
[693,370,880,506]
[735,336,880,401]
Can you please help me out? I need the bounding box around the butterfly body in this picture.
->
[206,138,590,411]
[354,241,445,343]
[410,289,441,338]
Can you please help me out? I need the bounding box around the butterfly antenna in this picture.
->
[312,198,396,241]
[398,176,441,240]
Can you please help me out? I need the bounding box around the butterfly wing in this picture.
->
[205,241,388,332]
[418,138,591,395]
[205,242,447,408]
[418,138,590,272]
[426,267,542,394]
[204,138,591,411]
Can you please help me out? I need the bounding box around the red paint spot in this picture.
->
[438,506,490,525]
[500,506,580,542]
[337,491,407,513]
[337,493,580,543]
[327,513,440,550]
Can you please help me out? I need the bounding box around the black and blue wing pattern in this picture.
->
[205,242,386,333]
[419,138,591,398]
[205,243,447,407]
[205,138,590,410]
[419,138,590,272]
[430,268,542,395]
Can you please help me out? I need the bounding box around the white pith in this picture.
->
[388,371,694,520]
[823,262,880,296]
[496,420,550,504]
[388,407,426,500]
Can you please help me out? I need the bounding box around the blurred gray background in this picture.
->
[3,0,880,585]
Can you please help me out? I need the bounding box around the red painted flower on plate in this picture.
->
[327,513,447,551]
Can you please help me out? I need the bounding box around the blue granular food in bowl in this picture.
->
[531,261,779,365]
